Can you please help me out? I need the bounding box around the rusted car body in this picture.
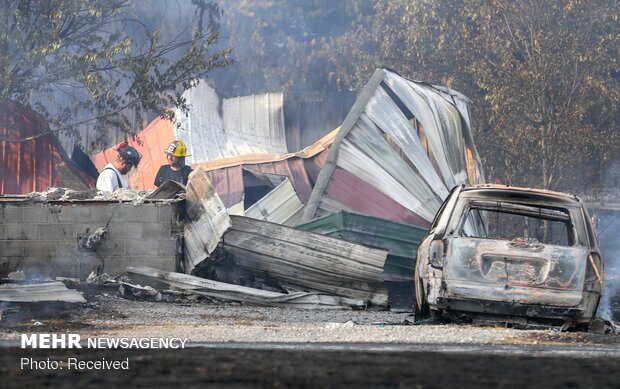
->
[415,185,603,327]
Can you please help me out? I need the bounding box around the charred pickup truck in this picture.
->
[415,185,603,328]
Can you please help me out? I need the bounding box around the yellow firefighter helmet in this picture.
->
[164,140,191,157]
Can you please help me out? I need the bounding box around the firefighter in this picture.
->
[96,143,142,192]
[154,140,193,187]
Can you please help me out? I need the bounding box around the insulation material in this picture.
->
[303,69,484,228]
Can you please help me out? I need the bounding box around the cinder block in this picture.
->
[125,239,160,255]
[139,255,176,271]
[56,240,79,259]
[23,241,57,259]
[158,206,173,223]
[6,224,38,240]
[109,256,175,274]
[89,204,125,222]
[39,224,74,239]
[158,238,179,255]
[23,206,49,223]
[125,204,158,222]
[125,223,143,239]
[3,257,53,278]
[56,205,92,222]
[106,222,127,239]
[0,225,5,239]
[74,223,107,236]
[0,205,23,224]
[142,222,171,238]
[98,239,126,256]
[0,241,24,257]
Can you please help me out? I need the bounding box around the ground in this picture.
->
[1,287,619,387]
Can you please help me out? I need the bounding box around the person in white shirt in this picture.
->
[96,143,141,192]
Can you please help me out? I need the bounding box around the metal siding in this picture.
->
[304,69,484,223]
[222,93,287,155]
[0,101,87,194]
[183,170,232,272]
[322,167,431,228]
[223,215,389,305]
[174,83,287,164]
[364,86,449,198]
[297,211,428,281]
[245,178,305,226]
[175,82,228,163]
[245,159,313,204]
[205,166,245,208]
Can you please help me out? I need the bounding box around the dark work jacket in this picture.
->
[154,165,193,187]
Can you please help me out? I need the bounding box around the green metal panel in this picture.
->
[297,211,428,281]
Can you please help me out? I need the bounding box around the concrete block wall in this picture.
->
[0,201,182,279]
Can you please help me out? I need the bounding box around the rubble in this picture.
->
[127,266,366,309]
[0,282,85,303]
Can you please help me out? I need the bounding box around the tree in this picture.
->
[211,0,371,101]
[0,0,231,146]
[335,0,620,191]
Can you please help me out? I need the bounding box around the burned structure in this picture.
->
[1,68,490,311]
[0,191,182,279]
[415,185,603,327]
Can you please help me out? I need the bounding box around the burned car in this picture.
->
[415,185,603,328]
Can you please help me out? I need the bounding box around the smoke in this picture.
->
[594,159,620,322]
[596,210,620,322]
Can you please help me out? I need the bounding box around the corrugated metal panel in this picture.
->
[183,169,231,273]
[223,93,287,154]
[175,82,227,163]
[0,282,86,303]
[205,165,245,208]
[245,178,304,226]
[91,117,175,190]
[197,129,336,209]
[303,69,485,227]
[222,215,389,305]
[192,128,337,171]
[1,100,94,194]
[324,167,431,227]
[174,83,287,164]
[297,211,428,282]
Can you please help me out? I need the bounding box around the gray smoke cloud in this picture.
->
[594,159,620,323]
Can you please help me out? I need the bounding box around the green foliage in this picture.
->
[334,0,620,190]
[0,0,231,146]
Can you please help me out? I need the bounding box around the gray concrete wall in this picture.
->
[0,201,182,279]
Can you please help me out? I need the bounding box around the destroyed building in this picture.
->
[1,69,485,310]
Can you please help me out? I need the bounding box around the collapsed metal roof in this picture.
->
[302,68,484,228]
[192,129,336,212]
